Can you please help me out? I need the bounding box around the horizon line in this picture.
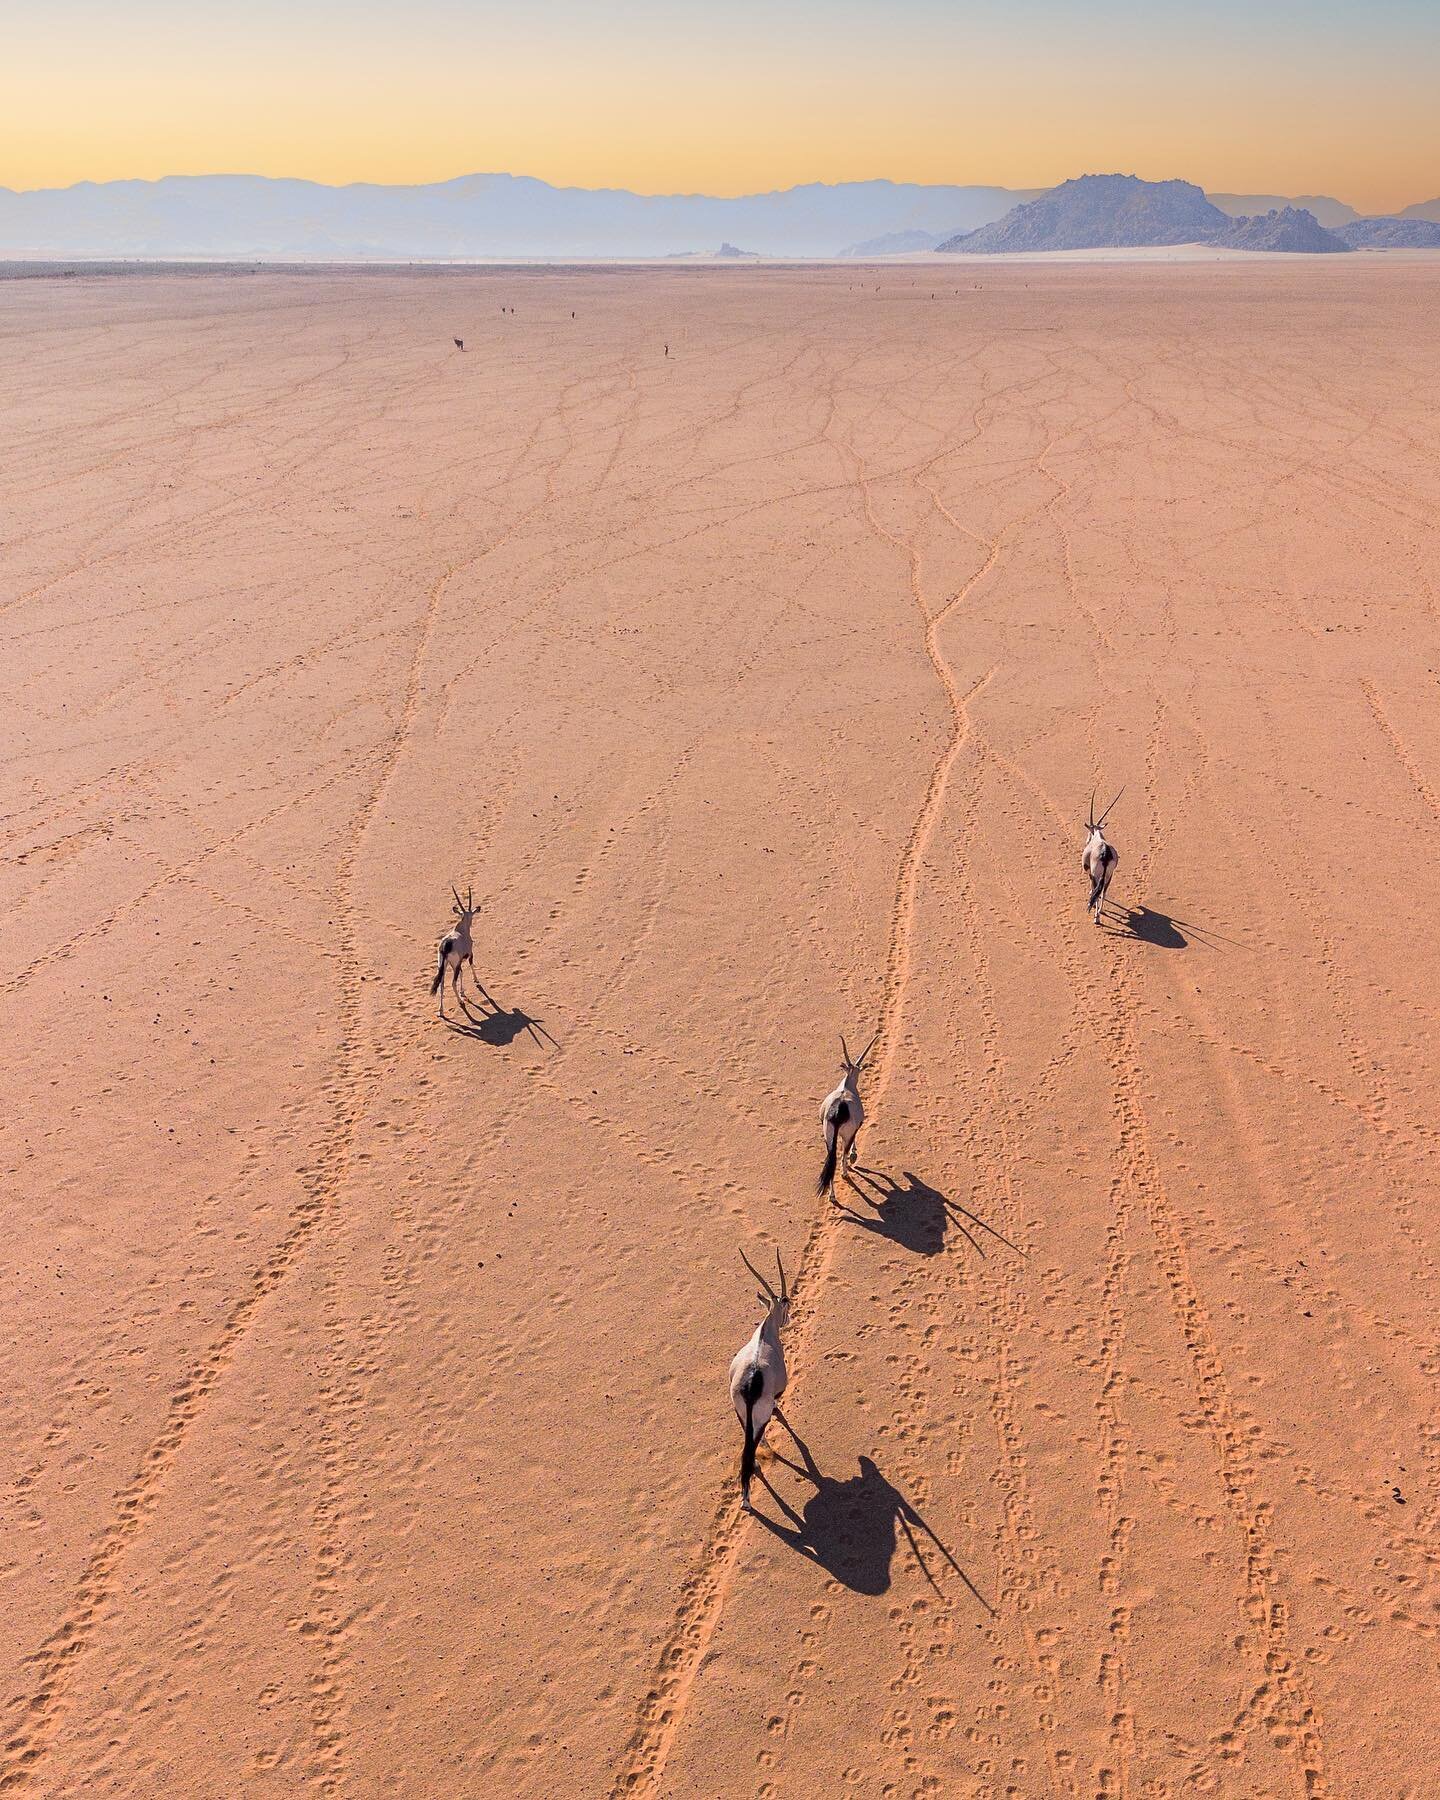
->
[4,168,1417,212]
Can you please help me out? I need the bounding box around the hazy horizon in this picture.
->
[0,167,1426,215]
[8,1,1438,215]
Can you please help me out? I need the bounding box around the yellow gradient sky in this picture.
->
[4,1,1438,211]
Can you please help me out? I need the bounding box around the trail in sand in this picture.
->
[3,262,1439,1797]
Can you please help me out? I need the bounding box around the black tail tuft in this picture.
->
[432,935,456,994]
[817,1098,849,1195]
[739,1366,764,1498]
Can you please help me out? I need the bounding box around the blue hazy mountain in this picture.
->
[937,175,1228,252]
[1208,192,1357,227]
[1337,215,1440,247]
[0,173,1031,260]
[1206,206,1351,252]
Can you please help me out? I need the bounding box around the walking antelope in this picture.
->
[1083,788,1124,925]
[431,885,478,1017]
[729,1249,790,1512]
[818,1031,878,1200]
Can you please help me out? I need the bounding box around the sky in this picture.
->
[3,0,1438,212]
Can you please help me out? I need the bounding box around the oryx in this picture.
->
[818,1031,877,1200]
[431,885,479,1017]
[728,1248,790,1512]
[1083,788,1123,925]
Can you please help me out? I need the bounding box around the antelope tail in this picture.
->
[739,1366,764,1496]
[430,955,445,996]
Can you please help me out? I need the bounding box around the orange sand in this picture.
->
[3,263,1439,1798]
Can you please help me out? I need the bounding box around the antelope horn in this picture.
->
[451,885,463,912]
[855,1029,879,1068]
[775,1249,788,1304]
[739,1247,776,1304]
[1097,786,1125,828]
[1086,787,1097,831]
[839,1034,851,1067]
[466,885,474,912]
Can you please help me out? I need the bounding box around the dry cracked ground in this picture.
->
[2,260,1439,1797]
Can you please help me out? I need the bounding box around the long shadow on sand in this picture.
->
[1101,903,1242,951]
[444,987,559,1050]
[835,1168,1023,1260]
[755,1419,993,1612]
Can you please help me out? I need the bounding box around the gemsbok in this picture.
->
[1083,788,1123,925]
[818,1031,877,1200]
[431,885,478,1017]
[729,1249,790,1512]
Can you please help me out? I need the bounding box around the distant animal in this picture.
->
[818,1031,877,1200]
[454,337,464,350]
[1082,788,1124,925]
[431,885,479,1017]
[729,1248,790,1511]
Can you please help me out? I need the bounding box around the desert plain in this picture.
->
[2,260,1439,1797]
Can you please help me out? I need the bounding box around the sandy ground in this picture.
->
[2,263,1439,1799]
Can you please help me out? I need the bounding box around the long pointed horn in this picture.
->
[451,885,463,911]
[1086,787,1097,831]
[739,1248,776,1303]
[1097,786,1125,828]
[839,1034,851,1068]
[775,1249,788,1304]
[466,885,474,912]
[856,1029,879,1068]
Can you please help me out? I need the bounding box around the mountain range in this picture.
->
[1206,193,1357,228]
[1336,216,1440,248]
[934,176,1440,256]
[1206,206,1350,253]
[0,174,1026,261]
[937,176,1226,253]
[2,171,1436,262]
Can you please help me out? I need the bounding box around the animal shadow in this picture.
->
[756,1422,992,1611]
[1106,904,1186,948]
[1104,903,1240,951]
[842,1169,1022,1259]
[448,985,559,1050]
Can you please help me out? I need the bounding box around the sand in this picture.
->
[2,262,1438,1798]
